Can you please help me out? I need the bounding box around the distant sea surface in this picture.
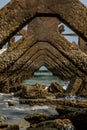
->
[23,71,69,90]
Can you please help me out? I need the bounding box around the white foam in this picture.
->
[63,85,67,90]
[12,97,19,102]
[65,94,76,100]
[0,48,7,54]
[4,105,49,112]
[13,107,29,111]
[0,92,14,97]
[0,93,4,96]
[13,105,49,111]
[31,105,49,110]
[45,87,48,90]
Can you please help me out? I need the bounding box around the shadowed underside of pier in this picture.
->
[0,0,87,93]
[0,0,87,47]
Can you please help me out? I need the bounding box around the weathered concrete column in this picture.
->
[66,36,87,96]
[77,81,87,97]
[0,17,87,92]
[1,0,87,48]
[44,0,87,40]
[78,38,87,54]
[47,32,87,79]
[66,76,83,96]
[0,0,37,47]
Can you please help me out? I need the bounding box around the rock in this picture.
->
[14,89,22,97]
[0,81,9,93]
[0,123,8,129]
[54,119,74,130]
[19,98,63,106]
[21,83,54,99]
[79,38,87,54]
[56,103,87,130]
[27,127,57,130]
[66,75,83,96]
[24,113,58,127]
[56,104,79,115]
[8,101,16,106]
[0,124,19,130]
[20,98,87,108]
[0,115,8,122]
[55,93,65,98]
[48,82,65,93]
[10,84,24,93]
[26,119,73,130]
[5,124,19,130]
[70,110,87,130]
[77,81,87,97]
[66,75,87,97]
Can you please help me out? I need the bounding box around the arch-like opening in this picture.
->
[23,64,69,90]
[58,23,79,44]
[7,15,80,49]
[39,66,48,71]
[34,66,53,77]
[0,11,84,48]
[15,35,23,42]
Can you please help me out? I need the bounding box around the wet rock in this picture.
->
[20,98,87,108]
[66,75,87,97]
[24,113,58,127]
[0,124,19,130]
[48,82,65,94]
[19,98,61,106]
[54,119,74,130]
[8,101,16,106]
[56,104,79,115]
[10,84,24,93]
[0,81,9,93]
[56,103,87,130]
[0,123,8,129]
[77,81,87,97]
[21,83,54,99]
[79,38,87,54]
[47,82,65,98]
[14,89,22,97]
[71,110,87,130]
[0,115,8,123]
[66,75,83,96]
[5,124,19,130]
[26,119,73,130]
[55,93,65,98]
[27,127,57,130]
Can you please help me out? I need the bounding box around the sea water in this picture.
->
[0,72,68,129]
[23,71,69,90]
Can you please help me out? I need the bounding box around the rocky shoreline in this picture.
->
[0,82,87,130]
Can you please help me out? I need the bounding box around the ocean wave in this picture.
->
[0,48,7,54]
